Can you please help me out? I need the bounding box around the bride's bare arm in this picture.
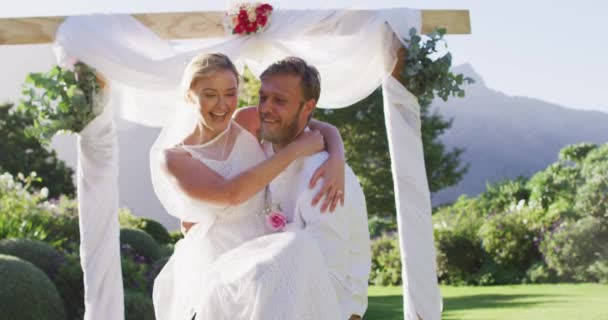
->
[163,130,323,207]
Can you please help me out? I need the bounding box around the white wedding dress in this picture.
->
[153,120,340,320]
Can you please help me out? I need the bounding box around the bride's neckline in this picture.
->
[180,120,235,148]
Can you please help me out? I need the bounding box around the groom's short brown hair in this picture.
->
[260,57,321,104]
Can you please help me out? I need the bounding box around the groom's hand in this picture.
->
[309,154,345,213]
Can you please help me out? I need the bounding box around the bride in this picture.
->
[152,53,344,319]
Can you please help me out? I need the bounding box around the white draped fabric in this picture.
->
[76,99,124,320]
[382,76,442,320]
[54,7,441,320]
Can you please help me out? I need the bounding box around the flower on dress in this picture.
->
[267,211,287,232]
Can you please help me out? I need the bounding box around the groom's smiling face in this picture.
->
[258,74,315,149]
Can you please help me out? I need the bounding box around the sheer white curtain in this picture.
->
[54,8,441,320]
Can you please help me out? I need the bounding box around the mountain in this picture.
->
[432,64,608,205]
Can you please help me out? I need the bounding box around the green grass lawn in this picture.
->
[366,284,608,320]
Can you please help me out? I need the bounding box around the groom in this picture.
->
[257,57,372,320]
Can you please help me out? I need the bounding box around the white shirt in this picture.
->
[264,142,372,318]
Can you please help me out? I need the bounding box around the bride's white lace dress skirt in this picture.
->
[194,230,341,320]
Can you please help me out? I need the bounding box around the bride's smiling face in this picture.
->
[187,69,239,136]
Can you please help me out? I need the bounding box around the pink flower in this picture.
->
[267,211,287,232]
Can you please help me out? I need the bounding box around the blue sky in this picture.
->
[2,0,607,112]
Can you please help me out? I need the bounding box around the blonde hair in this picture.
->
[180,53,239,101]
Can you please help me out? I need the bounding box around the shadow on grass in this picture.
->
[366,293,564,320]
[366,295,403,320]
[443,293,562,320]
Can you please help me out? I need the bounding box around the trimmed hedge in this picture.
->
[0,254,66,320]
[0,238,64,279]
[138,218,171,245]
[124,290,155,320]
[120,228,161,263]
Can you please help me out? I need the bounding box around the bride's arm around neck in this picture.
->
[160,131,324,207]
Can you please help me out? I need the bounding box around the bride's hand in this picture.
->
[309,154,345,213]
[289,130,325,157]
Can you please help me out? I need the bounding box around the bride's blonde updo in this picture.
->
[180,53,240,101]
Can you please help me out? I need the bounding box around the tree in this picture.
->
[314,88,467,218]
[0,103,75,198]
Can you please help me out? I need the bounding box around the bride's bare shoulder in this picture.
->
[234,106,260,137]
[160,146,191,173]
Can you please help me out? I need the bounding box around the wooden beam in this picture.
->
[0,17,64,44]
[0,9,470,45]
[131,12,225,40]
[421,9,471,34]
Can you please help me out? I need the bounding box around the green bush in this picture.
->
[45,196,81,249]
[435,195,486,221]
[0,172,50,241]
[121,245,149,294]
[527,163,581,210]
[54,246,84,320]
[587,260,608,284]
[433,199,485,284]
[368,216,397,238]
[169,230,184,244]
[574,162,608,221]
[0,172,80,250]
[138,218,171,245]
[0,207,80,250]
[435,228,484,285]
[543,199,578,228]
[0,238,64,279]
[559,143,597,164]
[580,143,608,167]
[119,208,171,244]
[426,143,608,286]
[124,290,155,320]
[120,228,161,263]
[22,196,81,250]
[370,234,402,286]
[0,254,66,320]
[541,217,608,282]
[525,261,558,284]
[119,208,141,228]
[474,259,523,285]
[159,244,174,259]
[479,177,530,215]
[478,210,539,272]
